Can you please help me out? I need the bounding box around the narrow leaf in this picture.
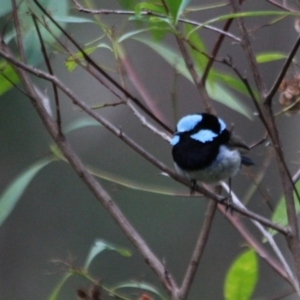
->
[0,157,54,228]
[64,118,101,134]
[47,272,73,300]
[224,249,258,300]
[256,52,287,63]
[84,239,131,269]
[134,37,252,118]
[0,61,20,96]
[269,180,300,236]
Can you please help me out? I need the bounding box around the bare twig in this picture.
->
[72,0,241,42]
[2,43,179,295]
[222,183,299,292]
[265,34,300,105]
[178,201,218,299]
[0,47,289,234]
[32,15,62,134]
[33,0,172,133]
[175,33,214,114]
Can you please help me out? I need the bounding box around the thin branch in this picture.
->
[175,33,214,114]
[222,183,300,292]
[3,44,179,296]
[0,46,289,234]
[33,0,172,133]
[265,34,300,105]
[11,0,25,62]
[72,0,241,42]
[201,18,233,85]
[230,0,300,282]
[32,15,62,134]
[178,201,218,299]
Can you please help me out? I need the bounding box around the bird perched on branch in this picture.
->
[170,113,253,191]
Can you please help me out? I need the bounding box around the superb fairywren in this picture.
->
[170,113,253,185]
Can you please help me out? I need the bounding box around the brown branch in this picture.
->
[1,43,179,295]
[72,0,241,42]
[0,47,289,235]
[32,15,62,134]
[33,0,172,133]
[201,18,233,85]
[178,201,218,299]
[230,0,300,285]
[265,34,300,105]
[175,33,214,114]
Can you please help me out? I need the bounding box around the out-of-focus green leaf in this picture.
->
[88,164,189,197]
[0,157,54,228]
[0,61,20,96]
[165,0,191,24]
[212,71,259,100]
[269,180,300,236]
[224,249,258,300]
[112,281,167,300]
[64,118,101,134]
[184,23,208,71]
[53,16,94,23]
[0,0,13,17]
[188,11,297,37]
[47,272,73,300]
[65,43,112,72]
[134,37,252,118]
[118,29,153,43]
[84,239,131,269]
[10,0,70,65]
[256,52,287,63]
[135,2,165,17]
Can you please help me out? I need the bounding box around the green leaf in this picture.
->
[184,23,208,71]
[53,16,94,23]
[165,0,191,24]
[0,61,20,96]
[224,249,258,300]
[47,272,73,300]
[84,239,131,269]
[256,52,287,63]
[10,0,70,65]
[135,2,166,17]
[112,281,167,300]
[134,37,252,118]
[0,157,54,228]
[269,180,300,236]
[64,118,101,134]
[188,11,298,37]
[0,0,13,17]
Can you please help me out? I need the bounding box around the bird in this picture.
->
[170,113,253,190]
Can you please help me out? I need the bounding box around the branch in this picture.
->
[1,43,179,295]
[0,46,289,234]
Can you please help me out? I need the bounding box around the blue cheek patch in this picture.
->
[177,115,203,132]
[170,135,180,145]
[191,129,217,143]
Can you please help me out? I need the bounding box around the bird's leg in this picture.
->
[190,179,197,195]
[220,178,234,213]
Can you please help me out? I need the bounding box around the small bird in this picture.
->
[170,113,253,188]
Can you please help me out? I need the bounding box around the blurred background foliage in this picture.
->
[1,0,300,299]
